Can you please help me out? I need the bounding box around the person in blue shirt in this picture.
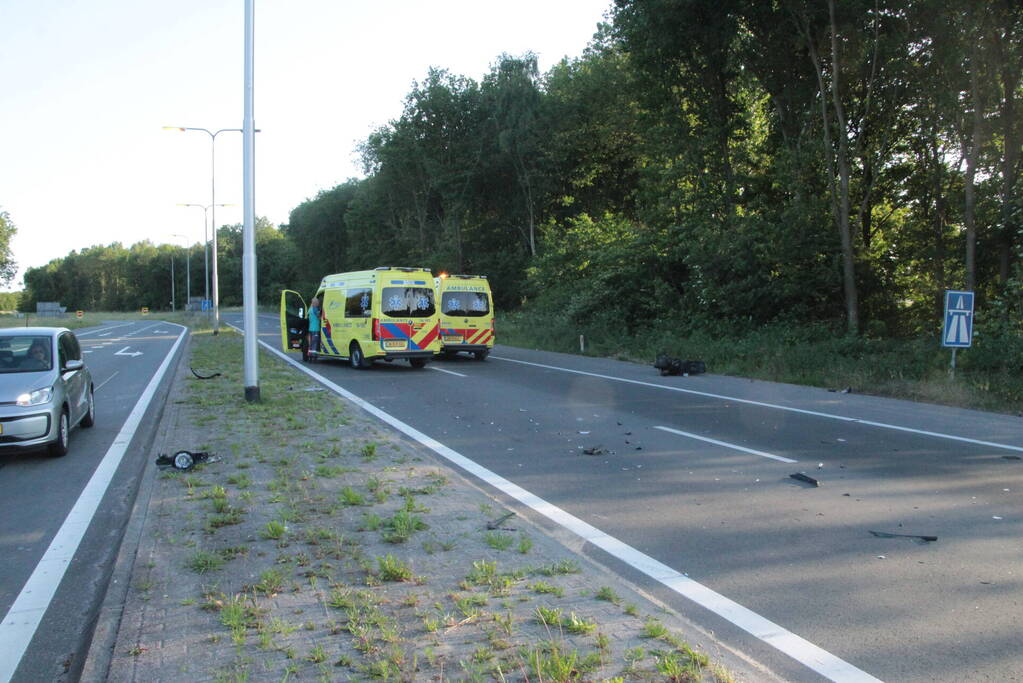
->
[307,297,321,361]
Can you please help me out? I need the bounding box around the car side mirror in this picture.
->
[65,359,84,371]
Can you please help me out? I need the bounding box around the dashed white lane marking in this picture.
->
[655,425,797,463]
[493,356,1023,454]
[429,366,467,377]
[0,324,187,683]
[95,371,119,392]
[75,323,134,338]
[237,326,879,682]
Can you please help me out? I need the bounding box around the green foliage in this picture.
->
[0,209,17,287]
[18,5,1023,349]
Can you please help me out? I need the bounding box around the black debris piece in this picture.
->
[155,450,219,471]
[653,354,706,376]
[582,445,613,456]
[789,472,820,487]
[1002,455,1022,461]
[191,367,222,380]
[869,530,937,543]
[486,512,516,531]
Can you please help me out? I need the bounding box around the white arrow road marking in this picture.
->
[114,346,142,357]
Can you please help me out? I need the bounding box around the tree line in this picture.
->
[18,0,1023,341]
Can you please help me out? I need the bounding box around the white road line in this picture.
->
[0,323,187,683]
[95,371,119,392]
[74,323,135,338]
[429,366,467,377]
[240,327,878,682]
[655,425,797,463]
[493,356,1023,454]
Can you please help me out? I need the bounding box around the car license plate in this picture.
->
[442,335,463,344]
[0,423,3,435]
[384,340,406,350]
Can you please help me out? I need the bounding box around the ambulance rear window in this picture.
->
[441,291,490,317]
[381,287,435,318]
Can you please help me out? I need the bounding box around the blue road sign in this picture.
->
[942,290,974,348]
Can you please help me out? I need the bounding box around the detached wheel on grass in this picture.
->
[48,409,70,457]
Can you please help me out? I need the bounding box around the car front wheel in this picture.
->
[80,388,95,428]
[48,409,69,457]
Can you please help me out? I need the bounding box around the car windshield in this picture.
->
[0,336,54,373]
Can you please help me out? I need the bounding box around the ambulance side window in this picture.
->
[345,288,372,318]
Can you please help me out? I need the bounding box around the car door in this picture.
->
[58,333,86,423]
[279,290,308,353]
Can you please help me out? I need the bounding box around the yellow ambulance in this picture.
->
[435,273,495,360]
[280,267,442,369]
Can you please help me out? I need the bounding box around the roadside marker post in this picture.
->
[942,290,974,379]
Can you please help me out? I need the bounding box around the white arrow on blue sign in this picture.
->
[942,290,974,348]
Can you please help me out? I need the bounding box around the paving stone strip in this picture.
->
[83,330,778,682]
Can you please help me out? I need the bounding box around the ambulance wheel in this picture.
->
[473,349,489,361]
[409,358,427,369]
[350,342,370,369]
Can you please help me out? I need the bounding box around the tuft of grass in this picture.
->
[530,581,564,597]
[186,551,224,574]
[377,554,413,582]
[535,560,581,576]
[485,531,515,551]
[517,533,533,554]
[382,509,427,543]
[261,520,287,540]
[338,487,365,506]
[595,586,621,604]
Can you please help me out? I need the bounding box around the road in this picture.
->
[0,321,185,683]
[230,311,1022,682]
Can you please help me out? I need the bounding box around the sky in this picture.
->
[0,0,613,292]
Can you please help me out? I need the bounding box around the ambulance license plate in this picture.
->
[0,423,3,435]
[383,340,406,350]
[442,335,463,344]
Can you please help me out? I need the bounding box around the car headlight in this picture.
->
[16,387,53,407]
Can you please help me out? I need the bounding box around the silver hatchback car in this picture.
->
[0,327,94,457]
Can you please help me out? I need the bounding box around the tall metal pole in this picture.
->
[210,135,220,334]
[170,256,175,311]
[242,0,259,401]
[203,212,209,305]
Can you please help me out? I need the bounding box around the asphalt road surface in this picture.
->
[230,311,1022,682]
[0,321,186,683]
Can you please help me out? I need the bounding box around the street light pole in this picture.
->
[164,126,245,334]
[242,0,259,402]
[170,255,175,311]
[178,203,231,312]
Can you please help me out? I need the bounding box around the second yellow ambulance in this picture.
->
[435,273,495,360]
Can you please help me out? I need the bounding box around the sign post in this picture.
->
[941,290,974,378]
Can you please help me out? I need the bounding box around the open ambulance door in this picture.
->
[280,290,308,360]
